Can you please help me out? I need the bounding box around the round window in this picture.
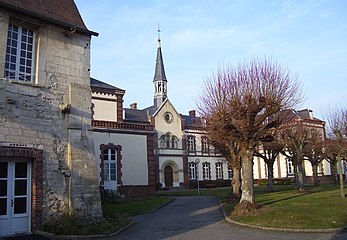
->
[164,112,173,124]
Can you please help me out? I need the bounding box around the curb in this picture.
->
[216,196,346,234]
[36,197,174,239]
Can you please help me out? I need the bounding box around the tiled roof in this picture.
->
[0,0,98,36]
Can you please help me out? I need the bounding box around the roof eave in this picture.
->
[0,2,99,36]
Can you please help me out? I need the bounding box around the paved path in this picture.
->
[103,196,344,240]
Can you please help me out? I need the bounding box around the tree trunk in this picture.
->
[266,162,274,192]
[293,164,299,189]
[331,163,338,184]
[312,164,319,187]
[231,167,241,201]
[232,150,257,216]
[338,156,345,198]
[297,163,305,191]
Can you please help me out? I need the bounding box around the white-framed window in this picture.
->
[202,162,211,180]
[287,158,294,176]
[215,162,223,179]
[187,136,196,152]
[188,162,196,179]
[5,23,35,82]
[201,136,209,152]
[103,148,116,182]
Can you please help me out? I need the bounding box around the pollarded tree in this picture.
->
[303,128,325,187]
[254,132,283,192]
[198,58,303,215]
[323,138,341,184]
[324,106,347,198]
[281,124,310,191]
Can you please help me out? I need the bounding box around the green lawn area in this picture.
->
[43,196,171,235]
[157,184,347,229]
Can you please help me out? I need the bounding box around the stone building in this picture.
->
[0,0,102,237]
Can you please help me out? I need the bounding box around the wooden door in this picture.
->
[164,166,173,187]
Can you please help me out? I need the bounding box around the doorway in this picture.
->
[0,160,31,236]
[164,165,173,187]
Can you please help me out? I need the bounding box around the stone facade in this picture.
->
[0,4,102,236]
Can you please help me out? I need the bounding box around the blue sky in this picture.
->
[75,0,347,119]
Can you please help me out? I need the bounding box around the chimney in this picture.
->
[130,103,137,109]
[189,110,196,118]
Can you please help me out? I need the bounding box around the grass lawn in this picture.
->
[157,184,347,229]
[43,196,171,235]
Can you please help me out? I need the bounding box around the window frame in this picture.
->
[99,144,122,189]
[5,22,36,82]
[188,162,196,180]
[202,162,211,180]
[187,135,196,152]
[215,162,223,179]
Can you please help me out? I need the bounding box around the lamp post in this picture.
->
[195,158,200,195]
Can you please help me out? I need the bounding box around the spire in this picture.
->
[153,26,168,109]
[153,27,167,83]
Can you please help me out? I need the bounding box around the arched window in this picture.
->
[160,133,179,149]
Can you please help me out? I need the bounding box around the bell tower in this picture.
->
[153,27,168,109]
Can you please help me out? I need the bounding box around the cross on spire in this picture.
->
[157,23,161,47]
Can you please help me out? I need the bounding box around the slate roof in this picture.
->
[124,108,149,123]
[0,0,98,36]
[181,114,205,128]
[90,77,124,92]
[153,44,167,83]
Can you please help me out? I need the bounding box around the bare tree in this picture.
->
[198,58,303,215]
[254,133,283,192]
[303,129,325,186]
[324,107,347,198]
[323,138,341,184]
[281,124,310,191]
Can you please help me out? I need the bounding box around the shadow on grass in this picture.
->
[258,191,311,206]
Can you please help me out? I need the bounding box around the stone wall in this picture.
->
[0,9,102,226]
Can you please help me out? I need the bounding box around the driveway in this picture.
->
[103,195,343,240]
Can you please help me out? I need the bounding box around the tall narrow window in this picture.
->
[201,136,209,153]
[287,159,294,176]
[202,162,211,180]
[188,162,196,179]
[215,162,223,179]
[187,136,196,152]
[103,149,116,182]
[5,23,35,82]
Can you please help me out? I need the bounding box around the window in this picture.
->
[187,136,196,152]
[160,132,178,149]
[202,162,211,180]
[188,162,196,179]
[103,149,116,181]
[287,159,294,176]
[215,162,223,179]
[5,23,35,82]
[228,164,233,179]
[201,136,209,152]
